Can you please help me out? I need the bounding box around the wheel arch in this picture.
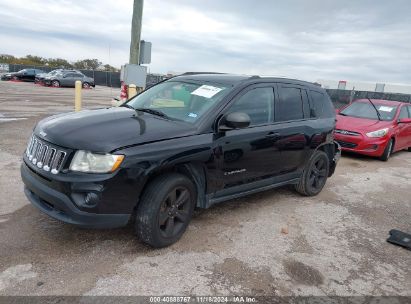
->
[134,162,208,212]
[314,141,339,177]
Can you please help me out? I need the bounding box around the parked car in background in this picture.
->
[35,69,82,84]
[1,68,45,82]
[21,74,340,247]
[44,71,95,88]
[335,99,411,161]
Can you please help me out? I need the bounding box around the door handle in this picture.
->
[265,132,280,139]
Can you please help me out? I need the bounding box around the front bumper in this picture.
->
[21,162,131,228]
[334,133,388,157]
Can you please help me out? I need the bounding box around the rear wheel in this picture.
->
[51,80,60,87]
[295,150,329,196]
[135,173,196,248]
[82,82,90,89]
[380,139,393,161]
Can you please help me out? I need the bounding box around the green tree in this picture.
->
[47,58,73,68]
[73,59,102,70]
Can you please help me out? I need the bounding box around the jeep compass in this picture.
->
[21,74,341,247]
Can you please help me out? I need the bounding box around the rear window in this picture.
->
[310,91,334,118]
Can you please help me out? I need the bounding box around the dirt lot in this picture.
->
[0,81,410,297]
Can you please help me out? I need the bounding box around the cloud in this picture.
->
[0,0,410,83]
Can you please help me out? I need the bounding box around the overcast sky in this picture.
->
[1,0,410,83]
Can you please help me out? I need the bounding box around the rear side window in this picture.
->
[277,87,304,121]
[310,91,334,118]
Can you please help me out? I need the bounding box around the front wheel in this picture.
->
[295,150,330,196]
[380,139,393,161]
[51,80,60,87]
[135,173,196,248]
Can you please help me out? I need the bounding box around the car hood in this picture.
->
[34,107,197,152]
[336,114,392,133]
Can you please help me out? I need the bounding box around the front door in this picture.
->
[396,105,411,149]
[213,85,283,193]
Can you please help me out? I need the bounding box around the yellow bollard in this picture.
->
[75,80,82,112]
[128,84,137,99]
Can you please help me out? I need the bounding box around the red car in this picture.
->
[335,99,411,161]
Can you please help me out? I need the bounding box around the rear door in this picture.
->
[72,73,85,85]
[60,73,73,86]
[274,84,311,174]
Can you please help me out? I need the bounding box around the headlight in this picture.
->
[366,128,389,138]
[69,150,124,173]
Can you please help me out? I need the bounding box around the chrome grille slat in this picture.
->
[25,135,68,174]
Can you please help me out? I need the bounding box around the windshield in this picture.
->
[340,101,398,121]
[126,81,230,123]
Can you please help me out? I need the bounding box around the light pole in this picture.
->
[129,0,144,65]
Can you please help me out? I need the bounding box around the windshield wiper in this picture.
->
[134,108,169,119]
[121,103,134,109]
[367,98,382,121]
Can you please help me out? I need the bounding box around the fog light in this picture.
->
[84,193,100,206]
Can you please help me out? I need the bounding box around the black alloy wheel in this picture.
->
[295,150,330,196]
[158,186,191,239]
[135,173,196,248]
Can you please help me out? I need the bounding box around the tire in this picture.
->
[51,80,60,87]
[82,82,90,89]
[295,150,330,196]
[380,139,393,161]
[135,173,196,248]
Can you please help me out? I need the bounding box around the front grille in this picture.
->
[336,140,358,149]
[25,135,67,174]
[335,129,360,136]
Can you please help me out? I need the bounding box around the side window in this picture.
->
[73,73,84,78]
[399,106,409,119]
[277,87,304,121]
[65,73,74,78]
[228,87,274,126]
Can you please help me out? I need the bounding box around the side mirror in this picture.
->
[398,118,411,124]
[220,112,250,131]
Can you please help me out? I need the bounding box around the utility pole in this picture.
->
[129,0,144,64]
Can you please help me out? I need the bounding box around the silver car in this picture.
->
[45,71,95,88]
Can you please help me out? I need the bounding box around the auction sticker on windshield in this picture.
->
[191,85,223,98]
[378,106,394,112]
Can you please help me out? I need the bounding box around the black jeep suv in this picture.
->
[21,74,340,247]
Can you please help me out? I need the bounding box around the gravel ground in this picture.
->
[0,81,410,297]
